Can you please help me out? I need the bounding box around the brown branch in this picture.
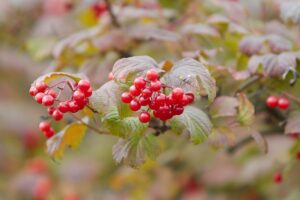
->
[235,74,262,94]
[282,92,300,105]
[70,113,106,135]
[104,0,121,28]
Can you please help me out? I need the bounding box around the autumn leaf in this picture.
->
[237,93,254,126]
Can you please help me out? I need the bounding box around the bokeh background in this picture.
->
[0,0,299,199]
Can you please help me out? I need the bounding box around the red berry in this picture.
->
[52,110,63,121]
[266,96,278,108]
[44,128,55,138]
[166,95,177,105]
[58,102,69,113]
[73,90,85,103]
[141,88,152,98]
[273,172,282,184]
[47,89,57,98]
[146,69,158,81]
[42,95,54,107]
[121,92,132,103]
[173,106,184,115]
[149,100,159,110]
[78,80,91,92]
[48,107,56,115]
[35,93,45,104]
[108,72,114,80]
[35,82,47,93]
[39,121,51,132]
[150,81,161,92]
[129,85,141,96]
[139,112,151,123]
[172,88,184,100]
[82,88,92,97]
[139,96,151,106]
[92,2,107,18]
[155,93,167,105]
[134,77,147,90]
[68,101,80,113]
[129,99,141,111]
[29,86,38,96]
[179,94,190,106]
[33,177,52,200]
[296,151,300,160]
[278,98,289,110]
[289,133,299,140]
[186,93,195,104]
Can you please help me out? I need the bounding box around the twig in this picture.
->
[104,0,121,28]
[282,92,300,105]
[70,113,106,135]
[235,75,262,94]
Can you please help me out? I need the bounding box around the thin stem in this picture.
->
[70,113,106,135]
[235,75,262,94]
[86,105,99,113]
[104,0,121,28]
[282,92,300,105]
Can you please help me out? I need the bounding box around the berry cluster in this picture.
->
[121,70,194,123]
[29,80,92,138]
[91,2,107,18]
[266,96,289,110]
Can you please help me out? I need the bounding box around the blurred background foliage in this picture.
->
[1,0,300,199]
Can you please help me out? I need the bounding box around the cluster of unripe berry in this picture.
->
[266,96,289,110]
[121,69,194,123]
[29,80,92,138]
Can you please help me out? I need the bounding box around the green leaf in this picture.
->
[112,133,160,167]
[46,121,87,160]
[89,81,123,116]
[163,58,216,102]
[112,56,161,83]
[170,106,212,144]
[103,107,147,138]
[237,93,254,126]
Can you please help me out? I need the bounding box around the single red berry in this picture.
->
[121,92,132,103]
[82,87,92,97]
[278,98,289,110]
[78,80,91,92]
[134,77,147,90]
[141,88,152,98]
[73,90,85,103]
[139,96,151,106]
[42,95,54,107]
[273,172,283,184]
[166,95,177,105]
[129,85,141,96]
[39,121,51,132]
[172,88,184,100]
[150,81,161,92]
[139,111,151,123]
[35,82,47,93]
[29,86,38,96]
[266,96,278,108]
[129,99,141,111]
[108,72,114,80]
[146,69,158,81]
[52,110,63,121]
[155,93,167,105]
[186,93,195,104]
[77,98,88,109]
[48,107,56,115]
[35,93,45,104]
[296,151,300,160]
[58,102,69,113]
[173,106,184,115]
[44,128,55,138]
[47,89,57,98]
[92,2,107,18]
[68,101,80,113]
[179,94,190,106]
[149,100,160,110]
[153,110,160,118]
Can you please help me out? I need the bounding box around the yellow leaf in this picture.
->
[237,93,255,125]
[79,9,98,27]
[160,60,174,72]
[46,122,87,160]
[34,72,87,85]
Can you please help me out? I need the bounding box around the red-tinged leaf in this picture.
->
[280,1,300,25]
[239,36,264,56]
[266,34,292,53]
[210,96,239,118]
[207,127,237,149]
[249,130,268,154]
[181,23,220,38]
